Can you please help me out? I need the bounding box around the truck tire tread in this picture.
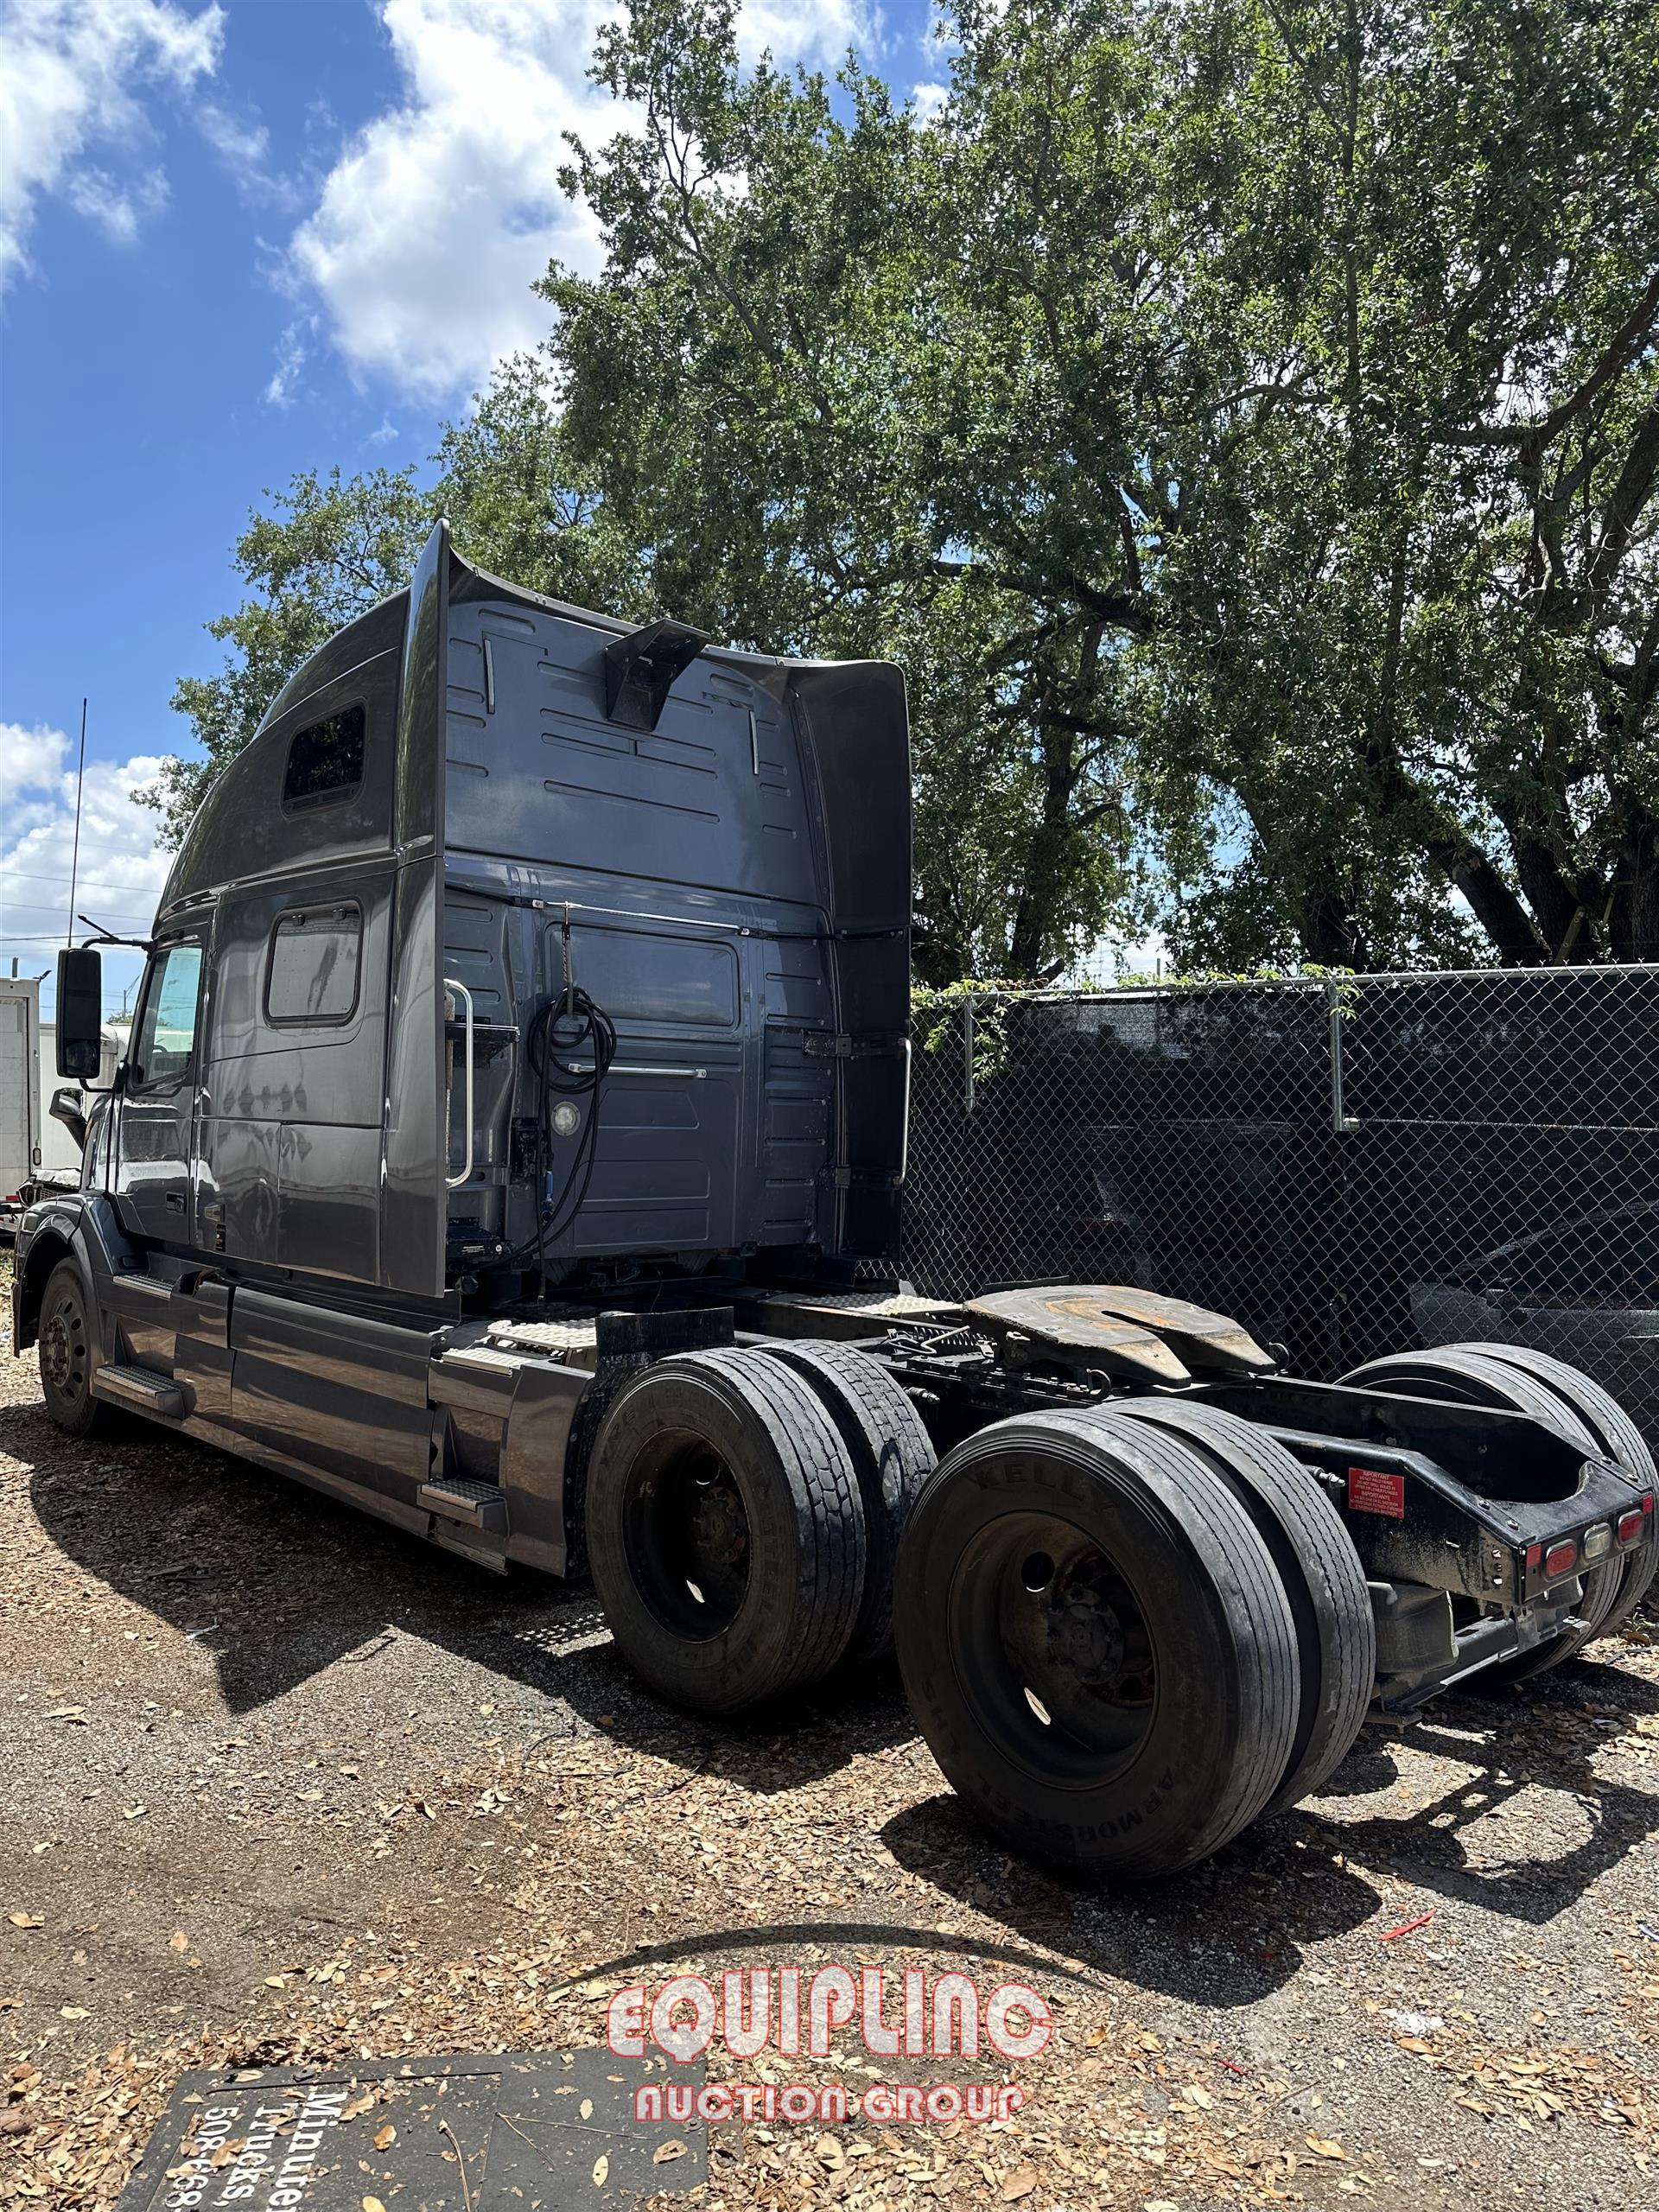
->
[1450,1343,1657,1643]
[893,1409,1300,1877]
[585,1346,867,1712]
[1084,1400,1375,1815]
[1342,1344,1629,1682]
[757,1340,936,1665]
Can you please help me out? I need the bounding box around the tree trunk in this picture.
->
[1007,715,1082,979]
[1607,808,1659,961]
[1296,879,1368,969]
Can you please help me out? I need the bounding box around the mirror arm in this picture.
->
[75,912,154,952]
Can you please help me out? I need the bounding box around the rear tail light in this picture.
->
[1542,1540,1578,1580]
[1580,1522,1612,1562]
[1618,1507,1649,1545]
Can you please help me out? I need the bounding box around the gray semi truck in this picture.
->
[12,524,1656,1878]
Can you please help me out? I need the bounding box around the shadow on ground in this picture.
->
[14,1385,1657,2006]
[12,1395,913,1789]
[880,1658,1659,2002]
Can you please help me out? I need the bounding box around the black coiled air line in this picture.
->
[505,983,618,1296]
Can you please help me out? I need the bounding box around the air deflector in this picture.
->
[603,618,709,731]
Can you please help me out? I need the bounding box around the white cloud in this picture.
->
[196,99,266,168]
[737,0,869,65]
[0,721,69,807]
[0,727,172,983]
[911,78,947,124]
[263,314,315,408]
[0,0,223,286]
[283,0,616,403]
[61,161,168,243]
[196,98,298,209]
[283,0,879,404]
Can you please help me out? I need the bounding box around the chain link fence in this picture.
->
[894,968,1659,1442]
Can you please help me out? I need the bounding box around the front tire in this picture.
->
[36,1258,108,1440]
[893,1410,1300,1877]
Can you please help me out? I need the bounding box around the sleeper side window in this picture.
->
[282,702,365,810]
[130,942,203,1091]
[265,905,363,1027]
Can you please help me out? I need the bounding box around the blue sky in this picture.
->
[1,0,944,1016]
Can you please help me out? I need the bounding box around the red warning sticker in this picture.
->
[1347,1465,1406,1519]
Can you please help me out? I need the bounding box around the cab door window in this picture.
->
[130,942,203,1091]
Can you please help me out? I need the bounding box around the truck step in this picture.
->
[417,1475,509,1535]
[92,1364,185,1419]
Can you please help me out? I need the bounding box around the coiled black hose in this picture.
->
[505,985,618,1294]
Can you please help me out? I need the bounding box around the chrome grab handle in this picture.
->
[559,1059,708,1079]
[444,977,475,1188]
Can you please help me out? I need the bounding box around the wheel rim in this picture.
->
[620,1429,753,1640]
[40,1289,89,1407]
[946,1511,1159,1788]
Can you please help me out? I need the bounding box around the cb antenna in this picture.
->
[67,696,88,949]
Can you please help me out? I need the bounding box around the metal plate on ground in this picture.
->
[115,2048,704,2212]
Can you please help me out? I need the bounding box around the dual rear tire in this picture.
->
[587,1347,1376,1875]
[583,1334,1653,1874]
[891,1403,1372,1878]
[583,1342,932,1713]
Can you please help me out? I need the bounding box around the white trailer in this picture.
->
[35,1020,128,1173]
[0,976,43,1219]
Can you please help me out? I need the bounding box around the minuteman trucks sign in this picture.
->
[115,2050,705,2212]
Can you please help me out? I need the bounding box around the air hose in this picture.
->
[506,983,618,1294]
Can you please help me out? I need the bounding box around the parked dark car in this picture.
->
[1411,1201,1659,1439]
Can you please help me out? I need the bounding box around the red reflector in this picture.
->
[1525,1541,1542,1568]
[1543,1541,1578,1580]
[1348,1466,1405,1519]
[1643,1494,1656,1514]
[1618,1510,1646,1544]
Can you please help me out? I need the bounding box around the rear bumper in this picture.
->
[1211,1373,1655,1610]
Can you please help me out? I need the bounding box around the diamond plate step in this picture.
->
[417,1475,509,1534]
[91,1364,185,1419]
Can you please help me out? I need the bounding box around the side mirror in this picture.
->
[48,1085,88,1152]
[55,946,103,1080]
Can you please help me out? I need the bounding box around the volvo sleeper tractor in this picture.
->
[13,524,1656,1878]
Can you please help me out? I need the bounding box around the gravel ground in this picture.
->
[3,1264,1656,2210]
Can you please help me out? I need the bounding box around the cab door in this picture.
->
[114,935,205,1249]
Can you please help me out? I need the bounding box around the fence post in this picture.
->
[963,994,976,1116]
[1325,976,1357,1133]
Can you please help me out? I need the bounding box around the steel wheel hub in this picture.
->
[944,1510,1162,1788]
[41,1307,80,1396]
[623,1432,753,1638]
[689,1461,748,1570]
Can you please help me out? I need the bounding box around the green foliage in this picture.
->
[157,0,1659,975]
[547,0,1659,968]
